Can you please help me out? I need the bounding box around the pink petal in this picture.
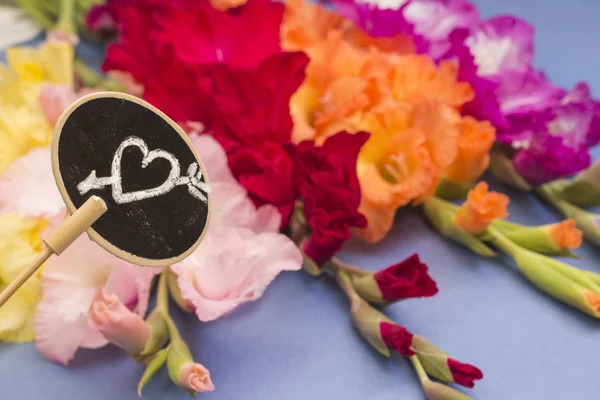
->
[189,133,236,185]
[496,69,563,115]
[35,301,106,365]
[34,234,148,364]
[0,146,65,218]
[465,16,534,76]
[209,182,281,232]
[405,0,479,59]
[40,84,98,126]
[172,227,301,322]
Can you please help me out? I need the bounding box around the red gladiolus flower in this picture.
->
[379,321,415,357]
[447,358,484,388]
[152,0,284,69]
[296,132,369,264]
[228,142,298,227]
[207,52,309,151]
[374,254,438,300]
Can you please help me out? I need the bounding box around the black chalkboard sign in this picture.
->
[51,92,211,267]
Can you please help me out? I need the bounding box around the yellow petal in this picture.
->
[0,276,41,343]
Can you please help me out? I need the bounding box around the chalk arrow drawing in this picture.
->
[77,136,210,204]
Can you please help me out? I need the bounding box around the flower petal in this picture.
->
[0,146,65,218]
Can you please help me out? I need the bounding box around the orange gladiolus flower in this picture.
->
[354,101,461,242]
[281,0,343,51]
[455,182,509,234]
[391,56,474,108]
[545,219,583,250]
[445,117,496,185]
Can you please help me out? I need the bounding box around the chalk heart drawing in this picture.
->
[77,136,209,204]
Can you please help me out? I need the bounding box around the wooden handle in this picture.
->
[0,196,108,308]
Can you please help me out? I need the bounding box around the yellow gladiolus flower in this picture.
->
[0,213,48,342]
[0,40,74,173]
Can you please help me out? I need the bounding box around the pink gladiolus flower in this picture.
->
[40,84,98,126]
[88,288,152,354]
[0,146,65,219]
[34,234,161,365]
[172,227,301,321]
[172,134,300,321]
[180,363,216,392]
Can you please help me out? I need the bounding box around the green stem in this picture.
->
[331,266,362,304]
[74,58,125,91]
[156,269,183,342]
[329,257,370,277]
[13,0,55,29]
[409,355,430,384]
[56,0,76,33]
[156,269,170,314]
[484,227,522,259]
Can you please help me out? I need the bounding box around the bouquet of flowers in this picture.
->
[2,0,599,399]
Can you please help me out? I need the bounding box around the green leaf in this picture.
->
[137,347,170,397]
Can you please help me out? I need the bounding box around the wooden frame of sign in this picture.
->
[51,92,212,267]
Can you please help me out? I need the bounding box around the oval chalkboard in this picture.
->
[51,92,211,267]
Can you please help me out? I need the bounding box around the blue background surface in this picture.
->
[2,0,600,399]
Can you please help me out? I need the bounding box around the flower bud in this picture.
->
[422,196,496,257]
[556,161,600,207]
[88,288,151,355]
[488,230,600,318]
[351,254,438,305]
[379,321,415,356]
[412,335,483,388]
[167,338,215,394]
[494,219,582,257]
[136,310,169,360]
[455,182,509,234]
[488,149,531,190]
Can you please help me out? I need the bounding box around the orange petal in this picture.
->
[353,199,398,243]
[455,182,509,234]
[547,219,583,250]
[445,116,496,185]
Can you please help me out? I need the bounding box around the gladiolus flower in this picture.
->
[355,101,461,242]
[351,254,438,305]
[172,228,302,322]
[297,132,368,264]
[0,146,65,218]
[281,0,344,51]
[0,40,73,173]
[88,288,152,355]
[0,213,47,343]
[39,84,98,126]
[455,182,509,234]
[34,234,160,365]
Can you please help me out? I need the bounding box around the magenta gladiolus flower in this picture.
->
[333,0,429,53]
